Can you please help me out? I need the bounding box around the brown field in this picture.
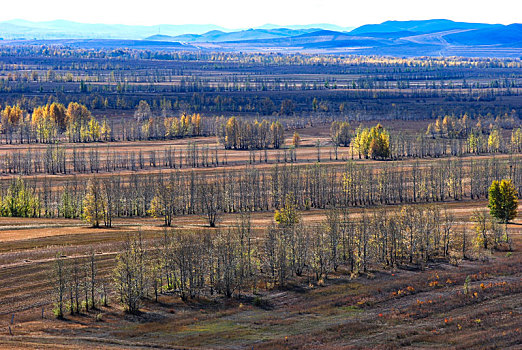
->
[0,49,521,349]
[0,117,520,350]
[0,197,520,349]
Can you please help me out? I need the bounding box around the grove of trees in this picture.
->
[0,154,519,231]
[217,117,284,150]
[352,124,391,159]
[53,196,512,316]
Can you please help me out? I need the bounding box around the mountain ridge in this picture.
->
[0,19,520,57]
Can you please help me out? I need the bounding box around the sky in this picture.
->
[2,0,521,28]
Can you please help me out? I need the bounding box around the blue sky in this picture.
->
[3,0,520,27]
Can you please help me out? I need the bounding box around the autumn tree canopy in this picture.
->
[66,102,91,126]
[1,105,24,130]
[353,124,390,159]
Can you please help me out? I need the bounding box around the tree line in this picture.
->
[0,101,211,145]
[3,119,522,178]
[3,156,521,225]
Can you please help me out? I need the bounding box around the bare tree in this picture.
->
[52,254,67,319]
[113,233,146,314]
[200,179,222,227]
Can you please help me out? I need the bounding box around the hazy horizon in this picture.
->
[1,18,353,31]
[0,0,519,28]
[2,18,519,31]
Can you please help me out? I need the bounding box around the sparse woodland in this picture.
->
[2,155,521,221]
[0,47,521,349]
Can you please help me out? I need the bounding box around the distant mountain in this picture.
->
[1,19,520,57]
[146,34,176,41]
[445,23,522,46]
[219,29,389,48]
[256,23,354,32]
[0,19,354,40]
[0,19,230,40]
[197,21,521,57]
[350,19,499,35]
[147,28,318,43]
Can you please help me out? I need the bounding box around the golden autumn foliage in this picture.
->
[1,105,24,129]
[292,132,301,148]
[353,124,390,159]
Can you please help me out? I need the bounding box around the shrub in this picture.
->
[463,275,471,295]
[53,306,64,319]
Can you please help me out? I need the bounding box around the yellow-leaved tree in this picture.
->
[270,121,284,149]
[292,132,301,148]
[83,178,105,228]
[353,124,390,159]
[274,194,299,228]
[487,129,501,153]
[368,124,390,160]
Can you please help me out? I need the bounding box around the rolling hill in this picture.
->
[217,20,522,56]
[444,23,522,46]
[0,19,520,57]
[146,28,319,43]
[349,19,500,35]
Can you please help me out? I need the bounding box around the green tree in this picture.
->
[488,129,501,152]
[488,179,518,225]
[0,178,40,217]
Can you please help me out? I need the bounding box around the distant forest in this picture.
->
[0,47,520,122]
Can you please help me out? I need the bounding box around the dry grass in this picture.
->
[0,201,520,349]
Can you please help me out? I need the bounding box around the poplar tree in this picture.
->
[83,178,105,228]
[270,121,284,149]
[292,132,301,148]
